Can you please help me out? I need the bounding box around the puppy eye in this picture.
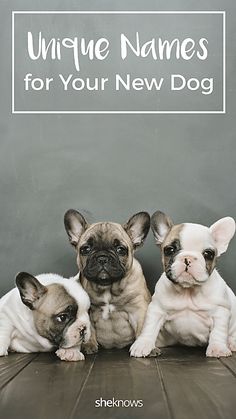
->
[164,246,175,256]
[56,314,68,323]
[203,249,215,260]
[80,245,92,255]
[116,246,128,256]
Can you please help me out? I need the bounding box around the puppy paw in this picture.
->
[206,343,232,358]
[56,347,85,362]
[130,337,156,358]
[0,347,8,356]
[82,341,99,355]
[228,338,236,352]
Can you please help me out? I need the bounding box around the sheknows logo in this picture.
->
[95,397,144,408]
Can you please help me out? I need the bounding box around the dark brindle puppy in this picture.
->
[64,210,151,352]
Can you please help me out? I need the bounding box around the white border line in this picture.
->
[12,12,15,113]
[223,11,226,113]
[12,11,226,114]
[12,11,224,14]
[12,111,225,114]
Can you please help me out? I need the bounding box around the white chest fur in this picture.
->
[163,309,213,346]
[101,291,115,320]
[155,272,235,347]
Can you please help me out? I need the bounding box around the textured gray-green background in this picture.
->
[0,0,235,295]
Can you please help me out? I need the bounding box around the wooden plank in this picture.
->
[1,349,236,419]
[71,348,171,419]
[157,356,236,419]
[158,346,214,362]
[220,354,236,377]
[0,353,37,390]
[0,352,96,419]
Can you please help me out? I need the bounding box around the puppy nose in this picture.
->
[181,255,197,265]
[184,258,191,266]
[97,254,109,265]
[79,326,86,337]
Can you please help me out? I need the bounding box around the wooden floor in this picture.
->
[0,347,236,419]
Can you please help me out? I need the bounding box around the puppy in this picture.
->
[64,210,151,352]
[130,211,236,358]
[0,272,91,361]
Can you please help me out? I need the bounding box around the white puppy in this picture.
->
[130,211,236,358]
[0,272,91,361]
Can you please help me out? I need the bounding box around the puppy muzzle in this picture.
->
[170,252,209,286]
[83,251,126,285]
[60,318,91,348]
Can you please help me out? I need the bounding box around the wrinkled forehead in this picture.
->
[164,223,214,252]
[80,222,131,247]
[180,223,215,251]
[40,284,77,314]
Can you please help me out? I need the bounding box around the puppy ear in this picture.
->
[209,217,235,256]
[124,212,150,249]
[151,211,173,245]
[64,209,89,246]
[15,272,47,310]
